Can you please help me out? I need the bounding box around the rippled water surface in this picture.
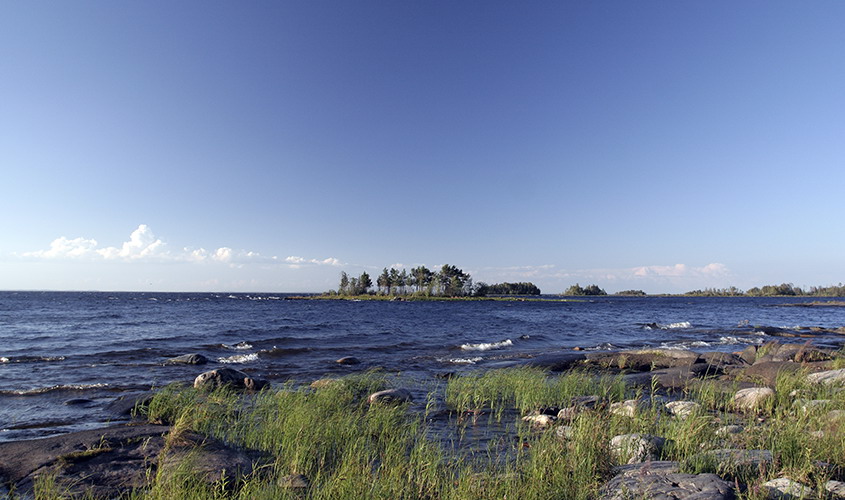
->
[2,291,845,441]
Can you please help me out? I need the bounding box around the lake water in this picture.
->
[2,291,845,442]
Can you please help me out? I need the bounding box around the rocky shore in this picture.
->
[4,341,845,498]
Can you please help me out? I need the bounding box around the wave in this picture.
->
[218,353,259,364]
[0,355,66,364]
[0,383,109,396]
[643,321,693,330]
[222,342,253,350]
[438,356,483,365]
[260,347,312,357]
[460,339,513,351]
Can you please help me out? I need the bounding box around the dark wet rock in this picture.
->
[194,367,269,391]
[166,353,208,365]
[625,363,722,389]
[738,361,802,386]
[701,351,749,370]
[586,349,701,372]
[367,388,413,404]
[771,344,831,363]
[0,423,263,499]
[524,352,587,371]
[107,392,154,416]
[738,345,759,365]
[600,461,735,500]
[335,356,361,365]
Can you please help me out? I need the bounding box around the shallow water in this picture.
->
[2,291,844,442]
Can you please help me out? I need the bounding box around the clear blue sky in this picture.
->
[2,1,844,293]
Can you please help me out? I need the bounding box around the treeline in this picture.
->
[475,282,541,296]
[562,283,607,296]
[332,265,540,297]
[685,283,845,297]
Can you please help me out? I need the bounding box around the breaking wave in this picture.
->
[460,339,513,351]
[439,356,484,365]
[0,383,109,396]
[643,321,693,330]
[218,353,259,364]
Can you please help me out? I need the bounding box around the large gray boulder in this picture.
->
[167,353,208,365]
[600,461,735,499]
[760,478,814,499]
[193,367,269,391]
[806,368,845,385]
[732,387,775,411]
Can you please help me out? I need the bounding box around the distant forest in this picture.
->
[560,283,845,297]
[331,265,541,297]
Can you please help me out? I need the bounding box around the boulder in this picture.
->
[806,368,845,385]
[665,400,702,419]
[600,461,735,500]
[367,388,413,405]
[0,423,263,499]
[609,433,666,464]
[167,353,208,365]
[609,399,645,418]
[193,368,269,391]
[760,478,814,499]
[732,387,775,411]
[524,352,587,371]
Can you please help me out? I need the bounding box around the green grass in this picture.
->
[28,364,845,499]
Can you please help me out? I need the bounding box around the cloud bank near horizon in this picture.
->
[21,225,343,269]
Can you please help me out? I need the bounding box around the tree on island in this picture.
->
[335,264,473,297]
[615,289,647,296]
[475,282,541,296]
[563,283,607,296]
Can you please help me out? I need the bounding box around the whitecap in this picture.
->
[223,342,253,350]
[438,357,483,364]
[665,321,692,329]
[218,353,259,364]
[460,339,513,351]
[0,357,8,363]
[718,336,764,345]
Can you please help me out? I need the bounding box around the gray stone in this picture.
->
[555,425,575,441]
[714,425,744,437]
[600,461,735,500]
[193,367,269,391]
[367,388,413,404]
[665,400,702,419]
[732,387,775,411]
[760,478,814,499]
[825,480,845,499]
[610,433,666,464]
[522,414,556,429]
[167,353,208,365]
[610,399,645,417]
[807,368,845,385]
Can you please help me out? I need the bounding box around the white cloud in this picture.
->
[22,225,342,270]
[24,236,99,259]
[96,224,166,260]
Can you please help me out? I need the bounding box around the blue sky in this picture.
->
[2,1,844,293]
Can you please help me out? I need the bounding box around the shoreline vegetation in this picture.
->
[299,267,845,300]
[9,342,845,498]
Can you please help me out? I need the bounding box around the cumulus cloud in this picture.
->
[22,225,342,269]
[632,263,729,279]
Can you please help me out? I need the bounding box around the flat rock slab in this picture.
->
[0,423,262,498]
[600,461,735,499]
